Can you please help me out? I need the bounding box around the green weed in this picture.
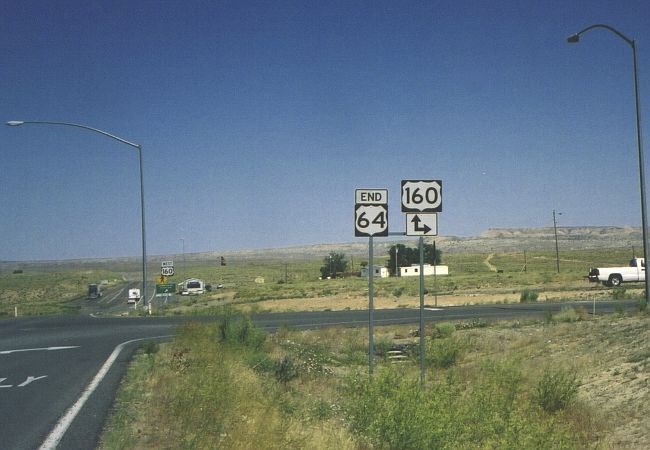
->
[141,340,159,355]
[554,306,582,323]
[431,322,456,338]
[344,361,580,449]
[274,356,300,384]
[392,286,405,297]
[427,337,463,368]
[535,367,580,412]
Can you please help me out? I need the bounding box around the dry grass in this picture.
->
[231,284,640,313]
[100,322,357,450]
[459,315,650,449]
[101,311,650,449]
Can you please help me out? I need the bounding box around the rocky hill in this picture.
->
[180,226,642,262]
[1,226,643,272]
[449,226,642,253]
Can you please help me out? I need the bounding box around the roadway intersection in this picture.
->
[0,298,639,449]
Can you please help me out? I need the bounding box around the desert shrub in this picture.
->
[544,309,554,324]
[217,309,235,339]
[554,306,581,323]
[427,337,463,368]
[248,352,302,384]
[460,360,523,443]
[141,340,159,355]
[520,289,539,303]
[612,287,627,300]
[392,286,405,297]
[535,367,580,412]
[274,356,300,384]
[248,352,275,374]
[236,316,267,348]
[218,312,267,349]
[431,322,455,339]
[344,368,454,449]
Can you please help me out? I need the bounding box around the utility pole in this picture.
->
[395,245,399,276]
[553,210,562,273]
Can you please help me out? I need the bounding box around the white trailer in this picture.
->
[128,288,141,304]
[180,278,205,295]
[399,264,449,277]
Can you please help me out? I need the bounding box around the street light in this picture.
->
[6,120,149,311]
[567,24,649,306]
[180,237,186,278]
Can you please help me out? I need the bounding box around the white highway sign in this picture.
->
[355,188,388,237]
[401,180,442,212]
[355,189,388,205]
[161,261,174,268]
[406,213,438,236]
[161,267,174,276]
[355,205,388,237]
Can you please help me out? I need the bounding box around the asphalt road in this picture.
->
[0,298,639,450]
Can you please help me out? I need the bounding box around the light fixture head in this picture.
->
[567,34,580,43]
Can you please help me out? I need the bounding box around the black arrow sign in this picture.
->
[411,215,432,234]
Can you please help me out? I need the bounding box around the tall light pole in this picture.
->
[180,237,186,278]
[553,210,562,273]
[6,120,149,311]
[567,24,649,306]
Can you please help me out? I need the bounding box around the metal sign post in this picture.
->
[368,236,374,377]
[419,237,425,385]
[355,182,443,383]
[433,241,438,307]
[355,189,388,379]
[401,179,443,387]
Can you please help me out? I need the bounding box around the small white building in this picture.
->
[361,265,390,278]
[399,264,449,277]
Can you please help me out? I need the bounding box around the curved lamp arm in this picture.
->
[6,119,149,312]
[567,23,634,48]
[6,120,141,149]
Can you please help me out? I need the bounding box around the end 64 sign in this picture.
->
[355,189,388,237]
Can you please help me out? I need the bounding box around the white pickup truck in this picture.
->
[587,257,645,287]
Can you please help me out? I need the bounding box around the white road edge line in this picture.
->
[38,335,171,450]
[0,346,80,355]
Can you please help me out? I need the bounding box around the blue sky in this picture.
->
[2,0,650,260]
